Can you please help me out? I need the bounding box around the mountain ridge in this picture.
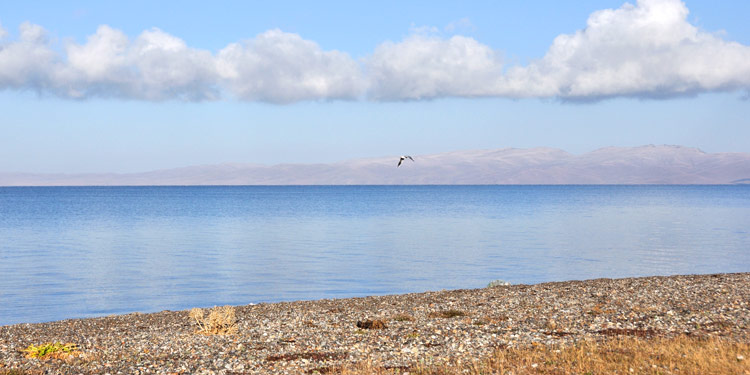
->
[1,145,749,186]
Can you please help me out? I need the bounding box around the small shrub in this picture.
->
[22,342,80,360]
[189,305,238,335]
[356,319,387,329]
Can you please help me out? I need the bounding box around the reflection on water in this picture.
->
[1,185,749,325]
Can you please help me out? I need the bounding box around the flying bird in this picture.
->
[397,155,414,167]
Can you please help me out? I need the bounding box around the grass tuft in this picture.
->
[189,305,238,335]
[22,342,81,360]
[391,313,415,322]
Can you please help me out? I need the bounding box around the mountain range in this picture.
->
[1,145,749,186]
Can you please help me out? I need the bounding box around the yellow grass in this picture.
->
[189,305,238,335]
[21,342,81,360]
[334,335,750,375]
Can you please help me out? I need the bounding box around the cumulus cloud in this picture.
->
[0,24,363,102]
[216,29,365,103]
[0,23,62,92]
[367,34,504,100]
[503,0,750,99]
[63,26,219,100]
[1,0,750,103]
[0,23,218,100]
[368,0,750,101]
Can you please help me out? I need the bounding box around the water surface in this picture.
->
[1,185,748,325]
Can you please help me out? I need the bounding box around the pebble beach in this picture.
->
[1,272,748,374]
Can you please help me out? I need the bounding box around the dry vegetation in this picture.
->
[391,313,416,322]
[333,336,750,375]
[188,305,237,335]
[356,319,388,330]
[21,342,81,360]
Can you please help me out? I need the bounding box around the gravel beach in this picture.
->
[1,273,748,374]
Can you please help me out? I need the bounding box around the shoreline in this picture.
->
[2,272,749,374]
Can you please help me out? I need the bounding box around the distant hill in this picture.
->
[1,145,749,186]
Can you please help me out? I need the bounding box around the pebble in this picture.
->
[1,273,749,374]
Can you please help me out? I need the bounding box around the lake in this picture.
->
[1,185,748,326]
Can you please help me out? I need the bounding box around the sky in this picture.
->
[1,0,749,173]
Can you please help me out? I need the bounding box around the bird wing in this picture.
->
[407,156,414,161]
[397,159,403,167]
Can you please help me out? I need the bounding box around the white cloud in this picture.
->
[502,0,750,99]
[0,22,61,91]
[0,25,363,102]
[216,29,365,103]
[367,0,750,101]
[1,0,750,103]
[63,26,219,100]
[0,24,219,100]
[367,34,504,100]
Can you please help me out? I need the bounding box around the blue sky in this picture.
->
[1,0,749,173]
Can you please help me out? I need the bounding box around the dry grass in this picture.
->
[21,342,81,360]
[0,370,40,375]
[356,319,387,330]
[333,335,750,375]
[391,313,416,322]
[189,305,238,335]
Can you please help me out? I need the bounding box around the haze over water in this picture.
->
[1,185,749,326]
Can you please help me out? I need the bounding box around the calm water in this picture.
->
[1,185,749,325]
